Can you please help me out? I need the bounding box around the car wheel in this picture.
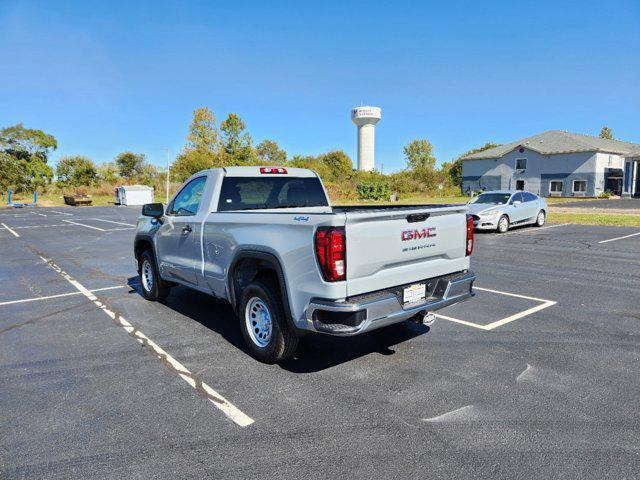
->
[497,215,510,233]
[239,280,299,364]
[139,250,171,301]
[535,210,546,227]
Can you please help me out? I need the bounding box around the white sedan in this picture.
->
[467,190,548,233]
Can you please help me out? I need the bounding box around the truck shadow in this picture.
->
[127,278,431,372]
[282,323,430,373]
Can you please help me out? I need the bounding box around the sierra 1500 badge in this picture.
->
[401,227,436,241]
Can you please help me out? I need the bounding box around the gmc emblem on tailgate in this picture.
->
[401,228,436,241]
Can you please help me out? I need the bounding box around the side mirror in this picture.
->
[512,200,522,206]
[142,203,164,218]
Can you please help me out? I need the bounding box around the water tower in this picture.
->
[351,106,381,171]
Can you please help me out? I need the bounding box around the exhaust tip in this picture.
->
[422,312,436,326]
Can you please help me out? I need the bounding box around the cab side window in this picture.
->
[168,176,207,216]
[523,192,537,202]
[511,192,524,204]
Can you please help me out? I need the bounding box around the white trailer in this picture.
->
[115,185,154,206]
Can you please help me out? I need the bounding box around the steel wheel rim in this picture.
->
[141,259,153,292]
[245,297,273,348]
[499,217,508,232]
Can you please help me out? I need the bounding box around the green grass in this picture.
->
[546,197,600,204]
[548,212,640,227]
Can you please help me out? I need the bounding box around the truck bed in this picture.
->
[331,204,465,213]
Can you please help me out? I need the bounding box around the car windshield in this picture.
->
[470,193,512,205]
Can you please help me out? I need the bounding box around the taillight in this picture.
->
[315,227,346,282]
[466,214,474,256]
[259,167,287,174]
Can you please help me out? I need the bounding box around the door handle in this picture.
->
[182,225,192,234]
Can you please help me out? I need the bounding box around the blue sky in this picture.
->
[1,0,639,172]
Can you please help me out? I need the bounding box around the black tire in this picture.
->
[138,250,171,301]
[239,280,299,364]
[535,210,546,227]
[497,215,510,233]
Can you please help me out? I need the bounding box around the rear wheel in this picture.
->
[239,280,298,364]
[497,215,510,233]
[535,210,546,227]
[139,250,171,301]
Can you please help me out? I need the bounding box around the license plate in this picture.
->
[403,283,426,304]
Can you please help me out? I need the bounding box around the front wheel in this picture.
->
[497,215,510,233]
[239,281,299,364]
[535,210,546,227]
[139,250,171,301]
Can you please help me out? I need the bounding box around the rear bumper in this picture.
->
[305,270,475,335]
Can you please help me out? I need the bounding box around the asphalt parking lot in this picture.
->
[1,206,639,479]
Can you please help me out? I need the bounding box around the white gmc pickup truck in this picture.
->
[134,166,475,363]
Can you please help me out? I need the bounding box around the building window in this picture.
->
[515,180,525,190]
[549,181,563,193]
[515,158,527,171]
[608,155,613,166]
[573,180,587,193]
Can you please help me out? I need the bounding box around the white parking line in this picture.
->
[37,254,254,427]
[1,222,20,237]
[51,210,73,216]
[473,286,551,303]
[501,223,569,235]
[598,231,640,244]
[61,219,106,231]
[13,224,69,229]
[435,286,557,331]
[92,218,136,227]
[0,286,125,306]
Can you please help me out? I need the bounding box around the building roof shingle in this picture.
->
[463,130,640,160]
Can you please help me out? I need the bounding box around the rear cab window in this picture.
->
[217,176,329,211]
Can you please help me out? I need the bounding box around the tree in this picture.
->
[287,154,332,180]
[318,150,353,181]
[404,139,436,172]
[56,155,98,186]
[599,126,613,140]
[115,151,146,178]
[171,149,216,182]
[220,113,255,165]
[136,163,158,185]
[0,123,57,191]
[256,140,286,165]
[0,152,22,192]
[187,107,219,152]
[98,162,119,183]
[173,107,221,179]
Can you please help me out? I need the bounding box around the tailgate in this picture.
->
[345,206,469,296]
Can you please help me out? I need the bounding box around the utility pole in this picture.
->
[163,148,170,203]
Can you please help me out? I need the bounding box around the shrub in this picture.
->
[56,155,98,187]
[356,173,390,201]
